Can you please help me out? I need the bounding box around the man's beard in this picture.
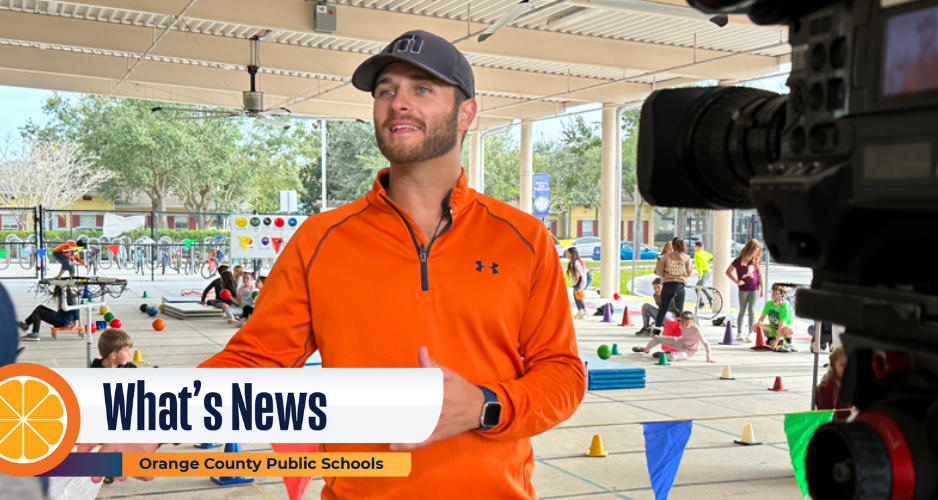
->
[376,105,459,164]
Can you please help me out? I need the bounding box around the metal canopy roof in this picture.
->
[0,0,789,130]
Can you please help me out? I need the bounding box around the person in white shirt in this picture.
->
[633,311,715,363]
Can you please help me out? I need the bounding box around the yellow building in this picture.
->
[544,202,655,243]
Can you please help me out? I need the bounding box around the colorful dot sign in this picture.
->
[236,217,248,227]
[261,237,270,246]
[263,217,272,226]
[288,218,298,227]
[250,217,261,227]
[274,217,285,228]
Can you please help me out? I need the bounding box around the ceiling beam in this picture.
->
[33,0,784,80]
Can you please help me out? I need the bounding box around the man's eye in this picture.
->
[416,87,431,94]
[379,89,395,97]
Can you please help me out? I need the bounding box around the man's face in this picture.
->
[372,63,474,164]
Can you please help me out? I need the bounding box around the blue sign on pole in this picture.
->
[533,173,550,218]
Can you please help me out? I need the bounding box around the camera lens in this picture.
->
[687,87,787,207]
[806,422,892,500]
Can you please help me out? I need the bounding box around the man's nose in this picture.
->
[391,91,412,113]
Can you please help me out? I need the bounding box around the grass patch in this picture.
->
[564,267,656,295]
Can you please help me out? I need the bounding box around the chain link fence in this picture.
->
[0,207,278,281]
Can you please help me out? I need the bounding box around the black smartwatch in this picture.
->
[477,386,502,431]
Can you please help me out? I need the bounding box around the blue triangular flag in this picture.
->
[641,420,693,500]
[36,248,47,259]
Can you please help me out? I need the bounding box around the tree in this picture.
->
[0,139,113,228]
[21,94,250,214]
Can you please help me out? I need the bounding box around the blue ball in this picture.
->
[807,324,816,335]
[146,307,159,317]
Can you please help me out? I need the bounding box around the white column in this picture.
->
[713,210,733,309]
[468,131,481,191]
[519,120,534,214]
[600,105,619,298]
[320,119,327,212]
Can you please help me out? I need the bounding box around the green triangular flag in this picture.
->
[183,239,193,249]
[784,410,834,498]
[0,249,6,258]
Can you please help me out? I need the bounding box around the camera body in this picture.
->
[637,1,938,498]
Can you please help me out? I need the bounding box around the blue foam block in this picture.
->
[581,355,646,390]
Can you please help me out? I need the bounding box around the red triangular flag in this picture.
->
[272,238,284,254]
[106,245,121,257]
[271,442,319,500]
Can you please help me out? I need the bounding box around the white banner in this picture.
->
[229,213,307,260]
[58,369,442,444]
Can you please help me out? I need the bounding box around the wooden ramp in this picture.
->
[161,303,222,320]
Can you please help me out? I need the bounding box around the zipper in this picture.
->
[381,191,453,292]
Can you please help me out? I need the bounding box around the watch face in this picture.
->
[482,403,501,427]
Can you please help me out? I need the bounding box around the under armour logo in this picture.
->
[389,35,423,55]
[476,261,499,274]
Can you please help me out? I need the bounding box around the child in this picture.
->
[90,328,137,368]
[202,269,237,310]
[652,238,693,334]
[566,248,589,319]
[816,347,849,420]
[200,265,230,304]
[637,278,680,335]
[726,239,764,341]
[53,240,87,279]
[225,272,257,325]
[233,265,244,283]
[18,286,79,341]
[693,241,713,307]
[633,311,715,363]
[754,284,795,352]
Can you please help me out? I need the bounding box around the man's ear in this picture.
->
[459,97,477,135]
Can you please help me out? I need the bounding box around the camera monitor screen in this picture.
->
[882,3,938,96]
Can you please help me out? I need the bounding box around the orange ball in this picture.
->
[152,318,165,331]
[575,290,585,300]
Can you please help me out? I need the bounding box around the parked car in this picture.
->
[592,241,658,261]
[552,234,565,258]
[564,237,601,258]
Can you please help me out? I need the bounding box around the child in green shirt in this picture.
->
[754,285,795,352]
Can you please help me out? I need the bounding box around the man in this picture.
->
[633,311,715,363]
[636,277,679,335]
[693,241,713,307]
[79,31,585,498]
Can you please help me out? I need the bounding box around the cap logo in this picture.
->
[390,35,423,55]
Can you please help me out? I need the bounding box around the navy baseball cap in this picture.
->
[352,30,475,99]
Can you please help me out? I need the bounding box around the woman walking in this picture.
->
[652,238,693,334]
[566,248,589,319]
[726,239,764,342]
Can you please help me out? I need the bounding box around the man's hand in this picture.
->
[390,347,485,452]
[76,443,161,482]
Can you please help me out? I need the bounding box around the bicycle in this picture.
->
[688,285,724,321]
[200,248,224,279]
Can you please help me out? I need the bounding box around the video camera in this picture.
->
[636,1,938,499]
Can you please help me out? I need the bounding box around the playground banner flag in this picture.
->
[36,248,47,259]
[271,443,320,500]
[642,420,693,500]
[533,173,550,218]
[784,411,833,499]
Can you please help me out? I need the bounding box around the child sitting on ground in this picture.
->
[815,346,850,420]
[17,286,80,342]
[633,311,715,363]
[230,275,264,328]
[754,284,796,352]
[225,272,257,325]
[636,278,680,336]
[90,328,138,368]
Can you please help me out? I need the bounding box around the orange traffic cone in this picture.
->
[750,325,773,351]
[768,376,788,392]
[619,306,633,327]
